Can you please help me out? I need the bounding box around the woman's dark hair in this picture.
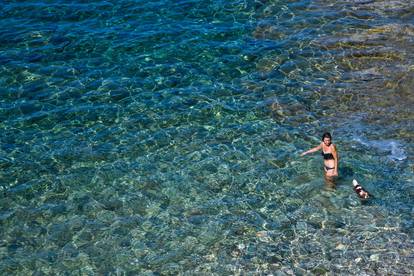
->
[321,132,332,141]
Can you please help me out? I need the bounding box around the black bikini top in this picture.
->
[322,151,334,160]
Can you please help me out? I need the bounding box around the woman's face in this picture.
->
[323,137,331,146]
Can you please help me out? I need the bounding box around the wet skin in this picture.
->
[301,137,339,187]
[322,138,338,177]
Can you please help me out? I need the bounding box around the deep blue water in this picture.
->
[0,0,413,274]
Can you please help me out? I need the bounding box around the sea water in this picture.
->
[0,0,413,274]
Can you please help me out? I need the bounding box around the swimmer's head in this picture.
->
[322,132,332,146]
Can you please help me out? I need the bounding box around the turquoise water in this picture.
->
[1,0,413,274]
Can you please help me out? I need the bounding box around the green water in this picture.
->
[0,0,413,274]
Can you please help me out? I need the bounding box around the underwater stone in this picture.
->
[48,223,73,247]
[370,254,380,261]
[102,199,123,211]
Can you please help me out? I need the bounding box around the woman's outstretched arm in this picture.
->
[301,143,322,156]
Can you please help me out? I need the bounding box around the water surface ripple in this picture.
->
[0,0,413,274]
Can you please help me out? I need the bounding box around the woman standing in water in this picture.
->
[301,132,339,179]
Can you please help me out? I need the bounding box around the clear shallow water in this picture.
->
[0,0,413,274]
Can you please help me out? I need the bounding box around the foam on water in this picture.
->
[353,137,408,161]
